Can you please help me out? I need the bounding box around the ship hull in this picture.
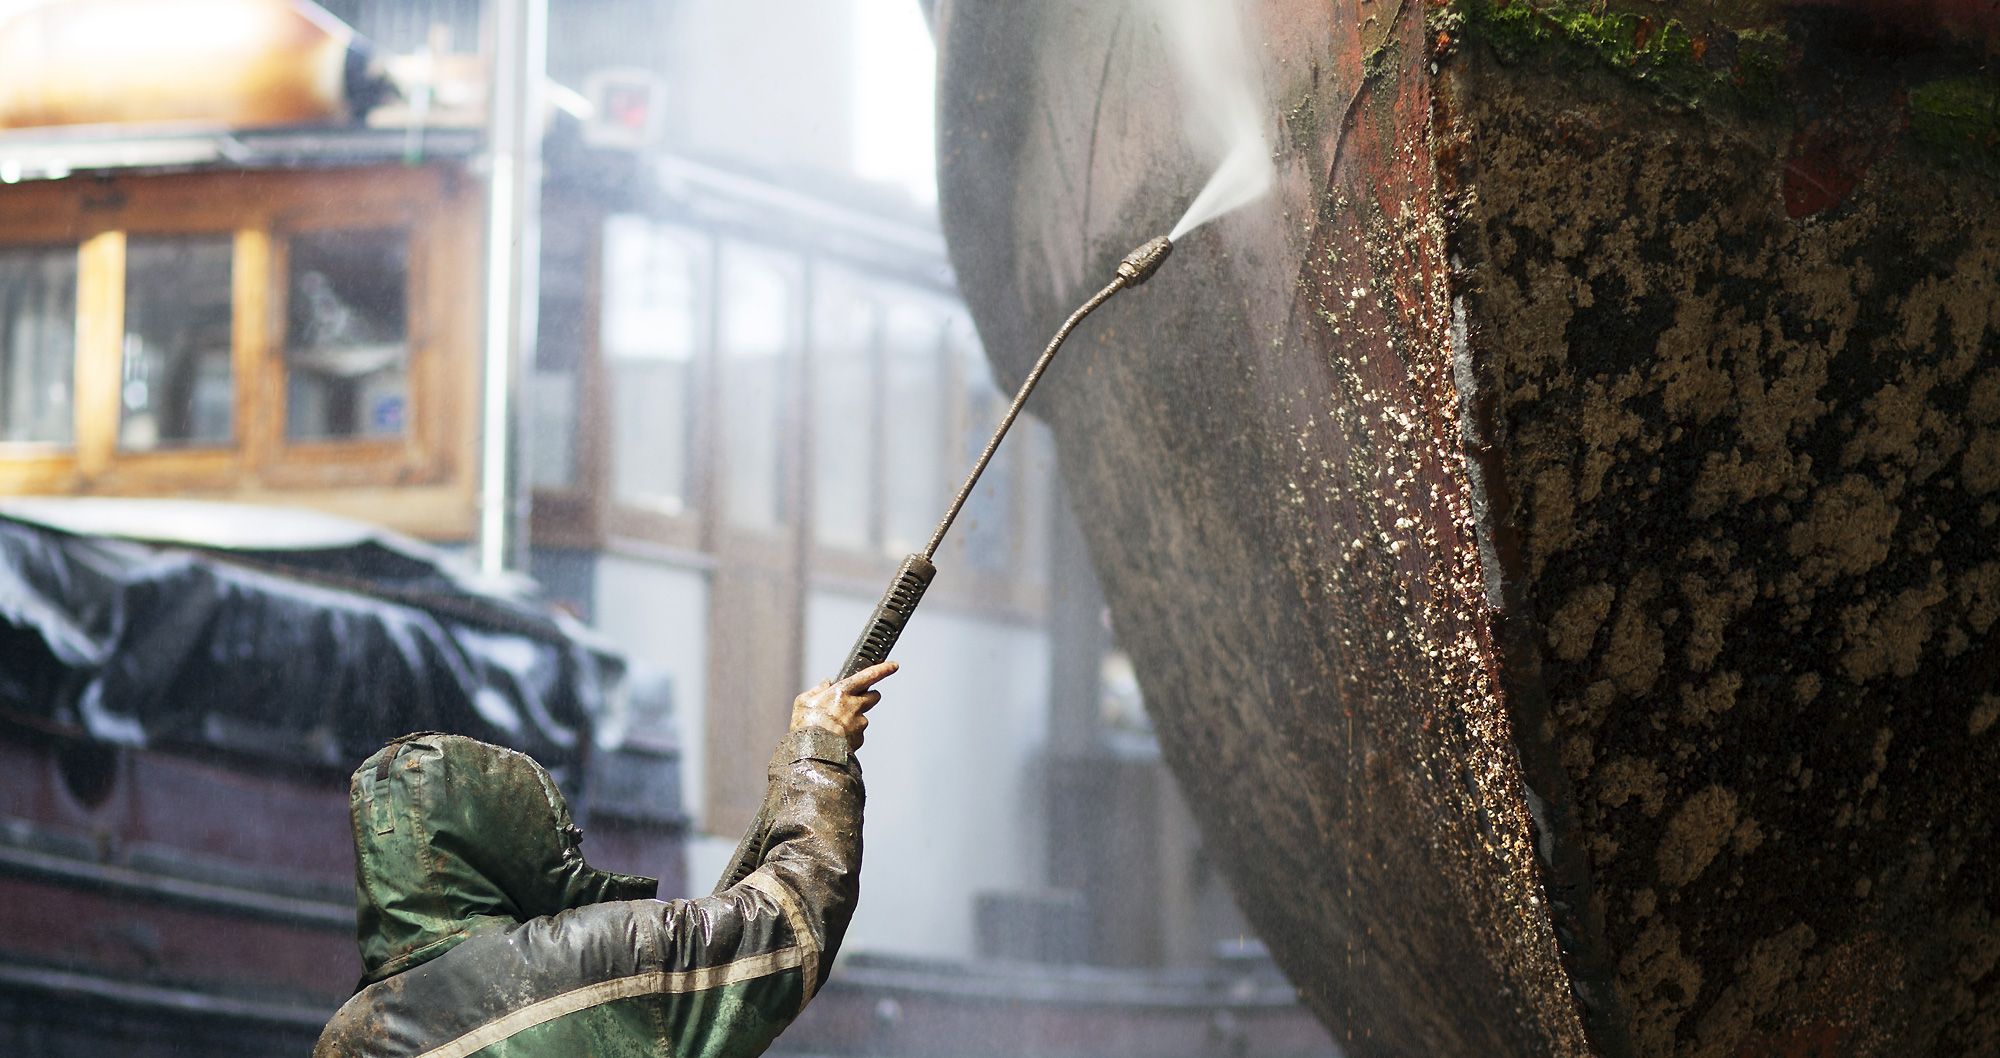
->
[935,0,2000,1053]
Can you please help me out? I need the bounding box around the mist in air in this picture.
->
[1152,0,1274,240]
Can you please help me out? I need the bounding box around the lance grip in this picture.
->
[836,553,936,680]
[714,555,931,895]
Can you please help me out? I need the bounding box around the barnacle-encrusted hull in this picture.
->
[935,0,2000,1053]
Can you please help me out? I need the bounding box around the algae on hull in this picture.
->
[1452,0,2000,172]
[1448,0,1788,111]
[1911,75,2000,170]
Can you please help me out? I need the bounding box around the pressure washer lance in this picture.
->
[833,234,1173,681]
[715,237,1173,893]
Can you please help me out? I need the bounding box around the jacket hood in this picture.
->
[350,732,657,986]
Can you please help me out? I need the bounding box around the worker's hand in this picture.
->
[790,661,898,751]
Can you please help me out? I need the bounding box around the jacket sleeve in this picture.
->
[651,726,862,1058]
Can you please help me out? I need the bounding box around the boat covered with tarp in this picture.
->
[0,497,614,782]
[0,498,682,1054]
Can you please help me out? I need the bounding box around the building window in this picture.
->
[121,235,234,450]
[880,299,942,557]
[527,368,576,490]
[285,227,410,441]
[719,244,793,534]
[0,244,76,445]
[811,269,876,552]
[602,216,703,517]
[528,366,576,488]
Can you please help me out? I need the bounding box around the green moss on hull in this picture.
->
[1448,0,1785,113]
[1911,76,2000,173]
[1449,0,2000,173]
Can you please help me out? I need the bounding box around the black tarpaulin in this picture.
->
[0,499,620,786]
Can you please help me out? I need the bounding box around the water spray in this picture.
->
[833,235,1174,680]
[834,0,1265,681]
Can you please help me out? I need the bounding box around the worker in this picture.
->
[313,660,898,1058]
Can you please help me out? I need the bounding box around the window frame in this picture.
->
[589,214,718,555]
[263,198,442,488]
[712,237,806,543]
[0,166,477,524]
[107,228,247,464]
[805,260,885,558]
[0,237,84,478]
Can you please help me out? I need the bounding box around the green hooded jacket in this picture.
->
[313,728,861,1058]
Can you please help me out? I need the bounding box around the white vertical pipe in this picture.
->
[477,0,520,574]
[513,0,548,573]
[478,0,548,575]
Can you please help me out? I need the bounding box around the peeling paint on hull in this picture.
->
[934,0,2000,1054]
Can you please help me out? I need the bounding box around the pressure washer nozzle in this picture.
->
[1116,236,1173,286]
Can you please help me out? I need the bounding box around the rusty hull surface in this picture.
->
[934,0,2000,1054]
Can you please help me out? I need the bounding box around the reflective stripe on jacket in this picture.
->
[314,726,862,1058]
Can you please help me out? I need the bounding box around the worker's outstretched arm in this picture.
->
[654,662,895,1058]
